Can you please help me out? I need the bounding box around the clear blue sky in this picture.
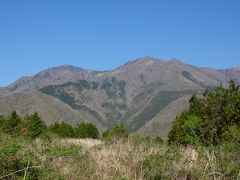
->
[0,0,240,86]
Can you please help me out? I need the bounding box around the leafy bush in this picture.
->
[24,112,47,139]
[75,123,99,139]
[48,122,100,139]
[0,111,47,140]
[0,135,22,178]
[102,123,128,141]
[48,121,74,138]
[0,111,22,136]
[169,80,240,146]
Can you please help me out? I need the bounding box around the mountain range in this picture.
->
[0,57,239,137]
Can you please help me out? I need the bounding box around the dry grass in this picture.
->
[59,138,165,179]
[60,138,102,149]
[59,138,239,179]
[60,138,201,179]
[1,135,239,179]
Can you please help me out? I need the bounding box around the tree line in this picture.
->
[0,111,131,140]
[0,111,100,139]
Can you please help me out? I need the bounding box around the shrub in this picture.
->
[169,81,240,146]
[48,121,74,138]
[102,123,128,141]
[221,125,240,143]
[102,129,111,141]
[75,123,99,139]
[111,123,128,139]
[0,111,22,136]
[24,112,47,139]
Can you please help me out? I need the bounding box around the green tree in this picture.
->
[0,111,22,135]
[102,123,128,141]
[75,123,99,139]
[102,129,111,139]
[111,123,128,139]
[49,121,74,138]
[24,112,47,139]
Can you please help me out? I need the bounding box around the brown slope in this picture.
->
[39,78,128,128]
[0,90,105,131]
[138,95,191,138]
[220,67,240,84]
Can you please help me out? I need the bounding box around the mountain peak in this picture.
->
[136,56,160,62]
[6,64,98,93]
[168,58,183,64]
[57,64,80,69]
[135,56,156,64]
[44,64,85,71]
[123,56,160,66]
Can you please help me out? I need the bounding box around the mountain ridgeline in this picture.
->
[0,57,239,137]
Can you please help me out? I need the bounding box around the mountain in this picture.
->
[1,65,99,95]
[220,67,240,84]
[0,57,239,137]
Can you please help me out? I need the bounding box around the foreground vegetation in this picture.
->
[0,81,240,179]
[0,134,239,179]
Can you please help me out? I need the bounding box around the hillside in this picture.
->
[220,67,240,84]
[3,65,99,94]
[0,91,105,131]
[0,57,239,137]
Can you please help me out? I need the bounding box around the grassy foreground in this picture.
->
[1,134,239,179]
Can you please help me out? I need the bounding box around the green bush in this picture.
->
[48,121,74,138]
[102,123,128,141]
[102,129,111,141]
[169,80,240,146]
[221,125,240,143]
[75,123,99,139]
[49,122,100,139]
[169,114,203,145]
[0,111,49,140]
[0,111,22,136]
[24,112,47,139]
